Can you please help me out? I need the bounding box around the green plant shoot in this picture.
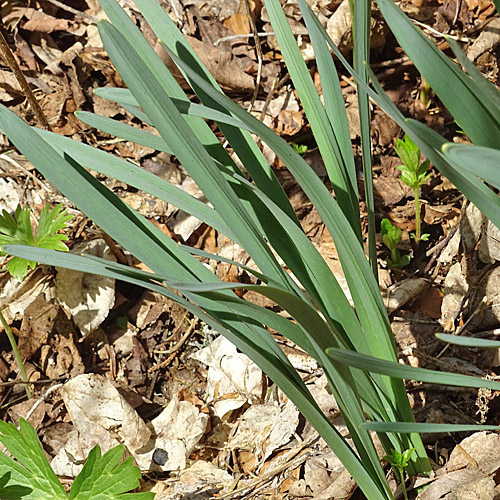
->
[394,134,431,242]
[289,141,308,156]
[0,204,73,399]
[381,218,410,269]
[0,418,154,499]
[384,447,416,500]
[0,204,73,281]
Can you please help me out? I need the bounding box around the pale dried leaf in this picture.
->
[22,9,70,33]
[55,238,116,335]
[462,203,484,253]
[227,399,299,465]
[0,269,52,325]
[440,262,468,330]
[59,374,152,475]
[191,336,263,418]
[147,396,209,471]
[151,460,233,499]
[438,228,461,263]
[478,219,500,263]
[467,18,500,61]
[381,278,427,314]
[419,432,500,500]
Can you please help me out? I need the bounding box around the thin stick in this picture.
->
[43,0,98,23]
[0,28,51,130]
[244,0,263,112]
[0,310,32,399]
[215,30,307,46]
[24,383,63,422]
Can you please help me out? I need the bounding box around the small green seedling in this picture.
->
[381,218,410,269]
[384,447,416,500]
[395,134,431,242]
[0,204,73,281]
[0,204,73,399]
[0,418,154,499]
[419,76,432,110]
[289,141,308,156]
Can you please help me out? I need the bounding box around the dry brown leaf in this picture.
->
[326,0,388,54]
[419,432,500,500]
[155,36,255,92]
[56,374,152,475]
[17,292,84,378]
[274,109,304,136]
[150,460,232,499]
[478,219,500,263]
[223,13,250,35]
[382,278,428,314]
[440,261,468,331]
[191,335,263,418]
[22,9,70,33]
[467,18,500,61]
[18,293,60,360]
[55,239,116,336]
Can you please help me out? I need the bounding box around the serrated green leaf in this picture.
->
[69,445,152,500]
[0,419,67,499]
[0,204,72,280]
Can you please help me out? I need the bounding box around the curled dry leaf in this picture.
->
[21,9,71,33]
[418,432,500,500]
[467,18,500,62]
[227,398,299,470]
[147,395,209,471]
[155,36,254,92]
[191,336,264,418]
[326,0,388,54]
[381,277,427,314]
[478,219,500,264]
[56,374,209,474]
[468,267,500,331]
[55,238,116,336]
[151,460,233,499]
[55,373,151,475]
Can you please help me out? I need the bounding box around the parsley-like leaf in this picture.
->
[0,204,72,281]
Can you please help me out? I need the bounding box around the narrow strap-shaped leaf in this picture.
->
[442,142,500,190]
[99,20,295,291]
[362,422,500,433]
[33,128,236,240]
[131,0,299,224]
[327,348,500,391]
[264,0,361,237]
[91,89,252,130]
[352,0,377,277]
[436,333,500,348]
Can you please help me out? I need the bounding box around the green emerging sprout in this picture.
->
[384,447,416,500]
[289,141,308,156]
[381,218,410,269]
[0,204,73,281]
[0,204,73,399]
[395,134,431,243]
